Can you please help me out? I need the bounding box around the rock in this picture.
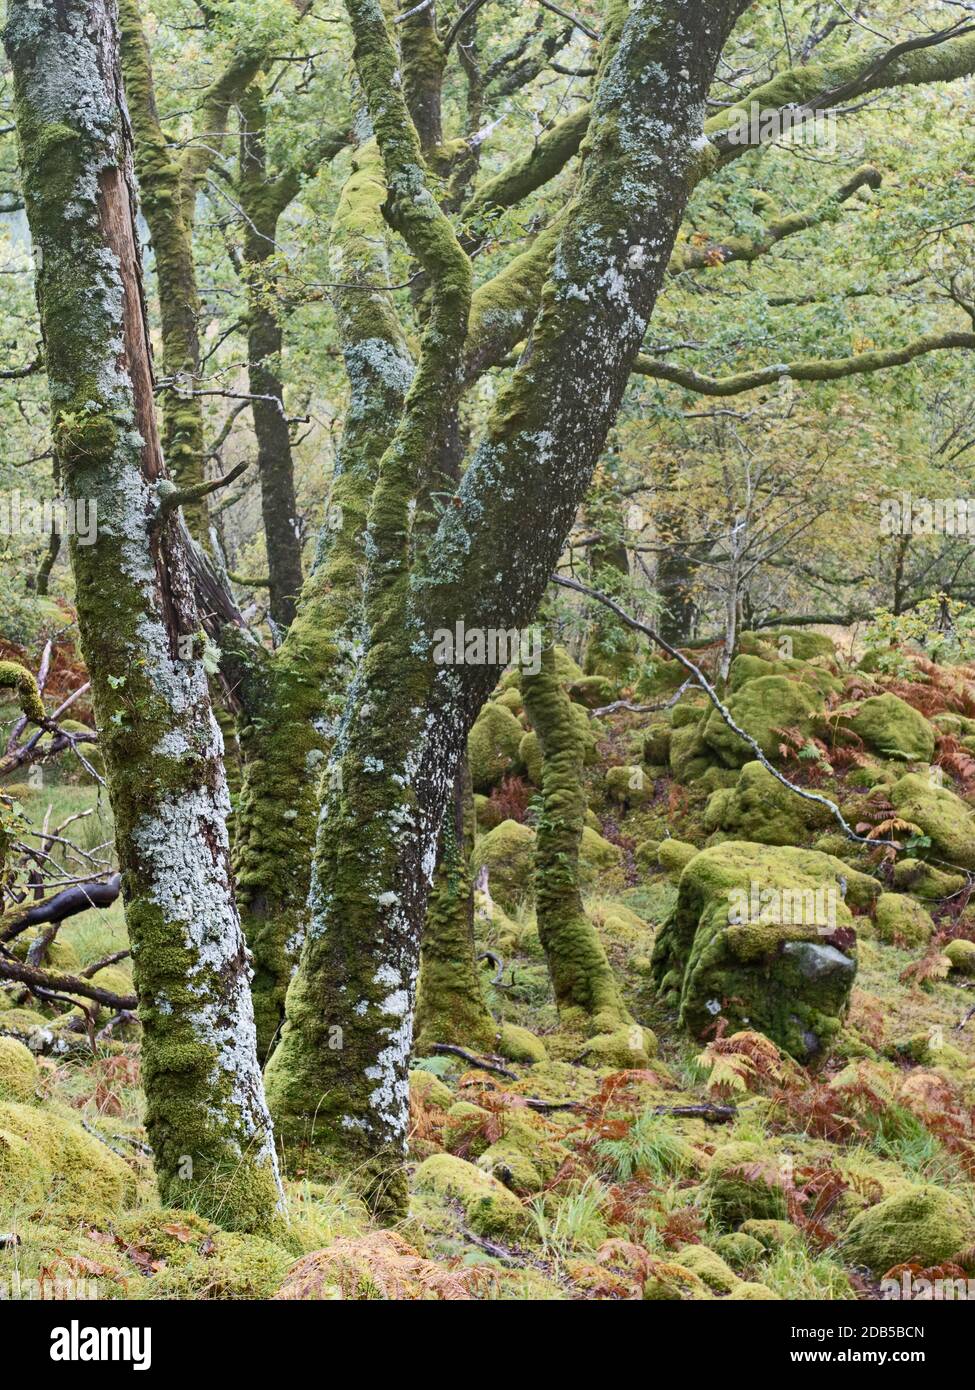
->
[413,1154,528,1240]
[642,722,672,766]
[669,719,713,782]
[843,1186,975,1275]
[714,1232,766,1270]
[657,839,699,881]
[578,1025,657,1068]
[849,694,935,764]
[651,842,876,1062]
[409,1068,454,1112]
[497,1021,548,1063]
[569,675,615,709]
[675,1243,739,1293]
[873,893,935,948]
[741,628,836,661]
[945,939,975,976]
[888,773,975,869]
[579,826,623,884]
[739,1218,803,1250]
[704,1141,789,1227]
[0,1037,38,1102]
[467,702,525,791]
[728,652,841,698]
[702,676,821,769]
[892,857,966,901]
[705,760,833,846]
[605,764,653,808]
[0,1098,134,1212]
[471,820,535,910]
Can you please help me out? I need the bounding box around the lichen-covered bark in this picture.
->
[234,136,413,1061]
[4,0,281,1232]
[118,0,207,535]
[522,635,632,1034]
[266,0,745,1209]
[414,762,496,1053]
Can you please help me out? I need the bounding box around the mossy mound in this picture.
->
[642,722,671,766]
[842,1186,975,1275]
[675,1242,739,1292]
[887,773,975,869]
[651,842,875,1062]
[849,694,935,764]
[579,826,624,884]
[669,719,713,783]
[739,1218,802,1250]
[113,1210,293,1299]
[873,893,934,948]
[740,628,835,662]
[605,765,652,808]
[703,1142,789,1228]
[727,652,841,699]
[467,703,526,792]
[569,675,615,709]
[413,1153,528,1240]
[725,1280,780,1300]
[497,1021,548,1063]
[657,838,699,881]
[892,857,966,901]
[471,820,535,910]
[945,938,975,976]
[0,1099,134,1211]
[713,1231,765,1270]
[704,761,834,847]
[702,676,821,769]
[0,1037,39,1102]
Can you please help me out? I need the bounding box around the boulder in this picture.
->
[843,1186,974,1275]
[467,702,525,791]
[873,893,934,949]
[849,694,935,763]
[701,676,821,769]
[704,760,833,846]
[888,772,975,869]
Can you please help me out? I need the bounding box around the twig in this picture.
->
[430,1043,518,1078]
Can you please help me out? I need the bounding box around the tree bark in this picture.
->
[4,0,282,1232]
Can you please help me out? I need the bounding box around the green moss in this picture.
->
[409,1068,454,1112]
[569,675,615,709]
[497,1021,548,1063]
[642,1262,708,1300]
[739,1218,803,1250]
[740,629,835,661]
[892,857,966,900]
[706,761,834,846]
[873,893,934,948]
[946,938,975,976]
[0,660,45,723]
[467,702,526,791]
[725,1280,781,1300]
[669,718,713,782]
[849,694,936,764]
[675,1243,740,1292]
[413,1153,528,1240]
[0,1037,39,1102]
[652,843,873,1062]
[657,839,699,881]
[642,722,672,765]
[887,773,975,869]
[702,676,821,768]
[713,1231,766,1270]
[605,765,653,808]
[0,1099,134,1214]
[842,1186,975,1275]
[472,819,536,911]
[704,1142,790,1228]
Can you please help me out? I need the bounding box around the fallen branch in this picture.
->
[0,873,121,943]
[0,953,136,1010]
[429,1043,518,1079]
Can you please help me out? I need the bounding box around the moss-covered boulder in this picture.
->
[702,676,821,769]
[887,773,975,869]
[579,826,624,883]
[893,857,966,902]
[849,694,935,764]
[657,838,699,881]
[739,1218,802,1250]
[728,653,841,699]
[741,628,835,662]
[945,939,975,976]
[467,702,526,791]
[0,1038,38,1102]
[642,722,672,766]
[605,765,652,808]
[703,1142,789,1227]
[569,675,615,709]
[675,1243,739,1293]
[0,1099,134,1212]
[669,718,713,782]
[471,820,535,910]
[843,1186,975,1275]
[652,842,875,1062]
[413,1153,528,1240]
[704,760,834,847]
[713,1231,766,1271]
[519,730,542,785]
[873,893,934,948]
[497,1021,548,1064]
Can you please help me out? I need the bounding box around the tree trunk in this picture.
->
[522,633,637,1039]
[239,88,304,631]
[5,0,282,1232]
[414,761,496,1054]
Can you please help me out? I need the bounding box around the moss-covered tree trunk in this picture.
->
[238,87,304,631]
[265,0,746,1212]
[522,632,634,1037]
[414,762,496,1053]
[232,136,413,1061]
[5,0,282,1232]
